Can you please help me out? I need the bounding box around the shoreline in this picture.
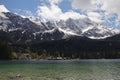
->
[1,58,120,61]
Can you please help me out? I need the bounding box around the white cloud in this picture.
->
[48,0,62,4]
[100,0,120,27]
[101,0,120,16]
[71,0,120,16]
[116,19,120,27]
[37,4,62,21]
[70,0,120,27]
[59,11,86,20]
[71,0,96,10]
[37,0,86,21]
[36,0,120,28]
[87,11,103,23]
[104,13,119,27]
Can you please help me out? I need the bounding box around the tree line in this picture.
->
[1,36,120,60]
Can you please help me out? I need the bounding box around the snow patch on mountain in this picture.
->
[28,16,42,25]
[45,27,77,35]
[8,28,22,32]
[89,35,109,39]
[0,5,9,12]
[49,18,120,39]
[58,28,78,35]
[0,24,8,31]
[82,26,94,33]
[0,12,8,19]
[0,8,119,41]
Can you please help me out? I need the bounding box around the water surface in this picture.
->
[0,59,120,80]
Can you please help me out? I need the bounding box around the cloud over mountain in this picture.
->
[71,0,120,17]
[37,0,86,21]
[101,0,120,16]
[87,11,103,23]
[1,0,119,28]
[71,0,96,10]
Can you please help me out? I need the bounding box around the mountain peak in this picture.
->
[0,5,9,12]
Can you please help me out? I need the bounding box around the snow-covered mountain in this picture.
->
[0,5,9,12]
[49,18,120,39]
[0,5,120,43]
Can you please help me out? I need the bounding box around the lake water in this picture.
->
[0,60,120,80]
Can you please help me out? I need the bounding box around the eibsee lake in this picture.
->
[0,60,120,80]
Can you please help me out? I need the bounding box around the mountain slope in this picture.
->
[53,18,120,39]
[0,5,120,43]
[105,33,120,41]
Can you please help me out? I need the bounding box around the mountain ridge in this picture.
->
[0,5,120,43]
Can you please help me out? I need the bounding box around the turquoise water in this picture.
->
[0,60,120,80]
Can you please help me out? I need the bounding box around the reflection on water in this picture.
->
[0,59,120,80]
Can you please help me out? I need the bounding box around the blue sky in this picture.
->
[0,0,120,29]
[0,0,45,16]
[0,0,72,16]
[0,0,40,12]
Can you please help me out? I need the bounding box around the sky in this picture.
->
[0,0,120,28]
